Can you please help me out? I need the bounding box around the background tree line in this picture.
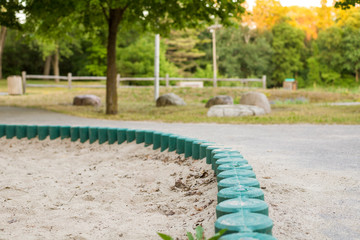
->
[1,0,360,88]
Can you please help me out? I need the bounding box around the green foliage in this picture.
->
[0,0,24,29]
[342,27,360,82]
[157,232,173,240]
[194,64,213,86]
[2,29,43,77]
[85,42,107,76]
[157,226,227,240]
[116,33,179,80]
[3,0,360,91]
[317,26,344,70]
[216,26,273,78]
[194,64,213,79]
[271,21,305,87]
[165,29,206,76]
[319,65,342,85]
[335,0,360,9]
[306,42,321,86]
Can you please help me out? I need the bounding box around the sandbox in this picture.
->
[0,125,274,239]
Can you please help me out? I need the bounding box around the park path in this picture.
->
[0,106,359,239]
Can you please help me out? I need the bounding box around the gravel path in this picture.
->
[0,106,359,239]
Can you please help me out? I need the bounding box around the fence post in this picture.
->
[165,73,169,87]
[21,71,26,94]
[116,74,120,88]
[67,73,72,89]
[262,75,266,89]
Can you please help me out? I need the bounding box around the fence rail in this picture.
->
[21,71,267,90]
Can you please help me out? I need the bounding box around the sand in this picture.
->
[0,138,217,240]
[1,137,359,240]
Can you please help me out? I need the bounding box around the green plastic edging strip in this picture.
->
[0,124,276,239]
[60,126,71,139]
[135,130,145,144]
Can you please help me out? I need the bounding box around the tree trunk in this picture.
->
[356,69,359,83]
[52,46,60,83]
[43,55,52,75]
[0,26,7,80]
[106,8,123,115]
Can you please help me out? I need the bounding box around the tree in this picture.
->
[2,29,43,77]
[271,22,305,86]
[342,27,360,82]
[252,0,286,31]
[117,33,179,79]
[165,29,206,76]
[25,0,245,114]
[316,0,334,31]
[0,0,24,79]
[316,26,344,85]
[286,6,319,40]
[24,7,83,82]
[0,25,6,79]
[306,42,321,85]
[317,26,344,70]
[216,26,273,78]
[335,0,360,9]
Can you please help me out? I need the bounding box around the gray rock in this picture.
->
[156,93,186,107]
[239,92,271,113]
[205,95,233,108]
[73,95,101,107]
[207,105,265,117]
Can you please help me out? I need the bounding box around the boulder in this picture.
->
[156,93,186,107]
[239,92,271,113]
[205,95,233,108]
[207,105,265,117]
[73,95,101,107]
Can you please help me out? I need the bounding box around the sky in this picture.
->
[246,0,334,9]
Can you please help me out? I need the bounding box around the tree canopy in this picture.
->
[2,0,360,96]
[335,0,360,9]
[23,0,245,114]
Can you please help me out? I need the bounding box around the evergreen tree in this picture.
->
[165,29,206,76]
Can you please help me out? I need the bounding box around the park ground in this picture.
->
[0,80,360,124]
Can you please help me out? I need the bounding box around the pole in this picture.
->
[212,30,217,88]
[21,71,26,94]
[154,34,160,101]
[67,72,72,89]
[262,75,266,89]
[116,74,121,88]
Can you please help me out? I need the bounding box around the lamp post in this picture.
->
[208,24,222,87]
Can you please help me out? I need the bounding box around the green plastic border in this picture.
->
[0,124,276,239]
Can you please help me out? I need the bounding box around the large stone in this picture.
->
[73,95,101,107]
[7,76,23,95]
[156,93,186,107]
[207,105,265,117]
[205,95,233,108]
[239,92,271,113]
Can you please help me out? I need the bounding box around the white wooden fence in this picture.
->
[21,71,267,90]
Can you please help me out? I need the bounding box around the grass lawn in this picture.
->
[1,79,359,124]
